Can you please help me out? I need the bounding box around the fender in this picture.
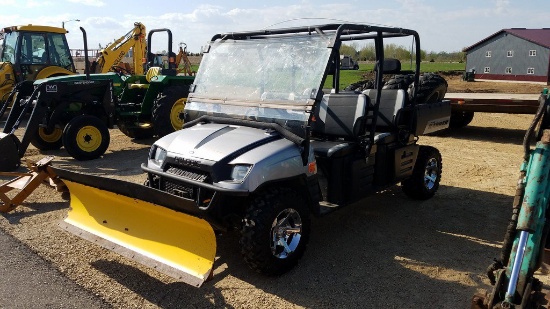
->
[35,66,76,80]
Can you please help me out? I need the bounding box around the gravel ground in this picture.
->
[0,78,548,308]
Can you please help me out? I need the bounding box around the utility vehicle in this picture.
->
[142,23,451,278]
[51,23,451,287]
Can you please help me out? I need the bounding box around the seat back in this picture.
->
[311,93,368,138]
[146,66,162,82]
[362,89,406,129]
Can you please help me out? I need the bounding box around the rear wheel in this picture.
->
[450,111,475,128]
[240,187,310,276]
[401,146,442,200]
[152,86,189,137]
[30,126,63,150]
[62,115,110,161]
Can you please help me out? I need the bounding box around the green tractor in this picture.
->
[0,27,194,171]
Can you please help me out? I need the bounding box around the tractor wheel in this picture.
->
[116,121,154,139]
[240,187,310,276]
[450,111,475,128]
[401,146,442,200]
[62,115,110,161]
[409,73,448,104]
[383,74,414,90]
[152,86,189,137]
[30,126,63,150]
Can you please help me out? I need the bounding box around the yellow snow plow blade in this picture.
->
[52,167,216,288]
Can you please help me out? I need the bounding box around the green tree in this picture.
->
[358,43,375,61]
[339,43,358,58]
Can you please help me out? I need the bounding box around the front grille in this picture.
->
[166,166,209,182]
[161,165,212,202]
[163,179,194,199]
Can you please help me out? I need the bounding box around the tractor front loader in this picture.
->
[0,27,116,171]
[472,89,550,308]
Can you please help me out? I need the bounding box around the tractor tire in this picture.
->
[401,145,442,200]
[409,73,448,104]
[344,79,375,92]
[62,115,110,161]
[240,187,310,276]
[30,126,63,150]
[151,86,189,137]
[449,111,475,128]
[116,121,154,139]
[383,74,414,90]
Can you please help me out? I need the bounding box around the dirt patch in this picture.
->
[442,73,545,94]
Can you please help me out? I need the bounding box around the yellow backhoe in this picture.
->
[0,24,76,112]
[88,22,146,75]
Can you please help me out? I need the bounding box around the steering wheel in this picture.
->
[20,53,31,63]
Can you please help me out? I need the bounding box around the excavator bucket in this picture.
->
[0,133,21,171]
[52,167,216,287]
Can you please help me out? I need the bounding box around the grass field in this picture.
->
[328,62,465,89]
[186,61,465,90]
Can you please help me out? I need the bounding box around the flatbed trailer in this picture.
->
[444,93,540,127]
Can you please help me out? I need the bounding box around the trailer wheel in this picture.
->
[152,86,189,137]
[30,127,63,150]
[240,187,310,276]
[409,73,448,104]
[449,111,474,128]
[62,115,110,161]
[401,146,442,200]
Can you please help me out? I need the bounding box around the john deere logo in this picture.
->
[45,85,57,93]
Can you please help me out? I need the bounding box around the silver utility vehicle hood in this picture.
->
[156,123,281,162]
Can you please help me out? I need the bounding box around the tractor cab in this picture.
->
[0,25,76,101]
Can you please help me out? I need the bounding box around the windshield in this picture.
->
[1,31,18,63]
[193,34,332,106]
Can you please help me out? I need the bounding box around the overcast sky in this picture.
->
[0,0,547,54]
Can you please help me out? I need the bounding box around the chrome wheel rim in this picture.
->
[270,208,302,259]
[424,157,439,190]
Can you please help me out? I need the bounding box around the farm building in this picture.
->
[463,28,550,84]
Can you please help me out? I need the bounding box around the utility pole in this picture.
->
[62,19,80,29]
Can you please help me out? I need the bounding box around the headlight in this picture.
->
[150,146,167,166]
[230,164,252,183]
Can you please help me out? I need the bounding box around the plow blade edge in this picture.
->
[51,167,216,287]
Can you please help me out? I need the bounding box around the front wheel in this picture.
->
[401,146,442,200]
[62,115,110,161]
[240,187,310,276]
[30,126,63,150]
